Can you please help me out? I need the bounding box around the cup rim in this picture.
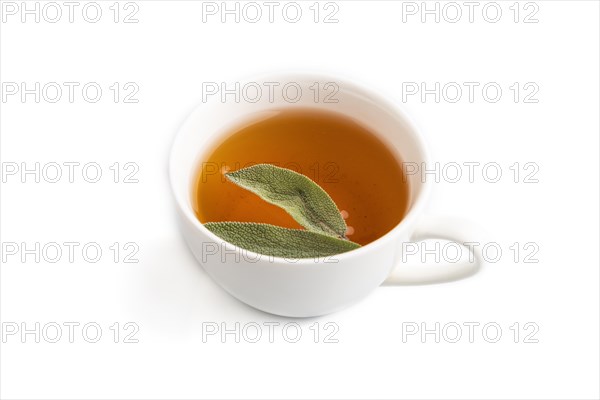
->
[169,70,432,265]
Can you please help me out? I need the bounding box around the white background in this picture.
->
[1,1,599,399]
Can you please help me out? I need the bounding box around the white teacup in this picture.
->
[169,72,485,317]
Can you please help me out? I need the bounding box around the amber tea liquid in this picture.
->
[194,108,410,245]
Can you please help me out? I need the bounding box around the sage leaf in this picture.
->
[225,164,348,238]
[204,222,360,259]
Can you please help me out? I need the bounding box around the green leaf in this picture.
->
[204,222,360,259]
[225,164,348,238]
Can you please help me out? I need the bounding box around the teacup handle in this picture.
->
[384,215,487,285]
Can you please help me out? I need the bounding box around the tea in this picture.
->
[194,108,409,245]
